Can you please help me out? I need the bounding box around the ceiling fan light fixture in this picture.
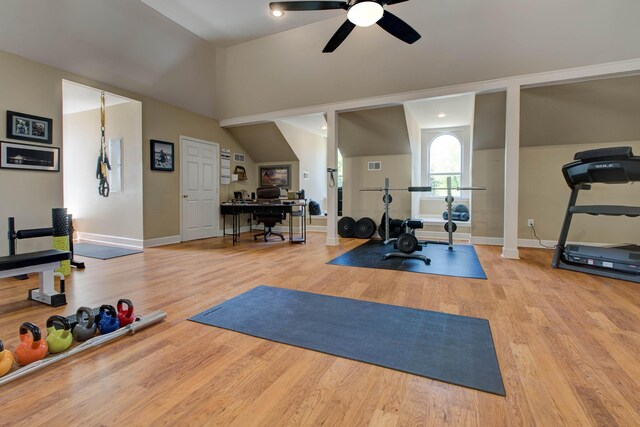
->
[347,1,384,27]
[269,5,284,17]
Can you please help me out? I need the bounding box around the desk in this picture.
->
[221,201,306,245]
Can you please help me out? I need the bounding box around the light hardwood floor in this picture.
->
[1,233,639,426]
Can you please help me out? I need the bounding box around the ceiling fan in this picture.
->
[269,0,421,53]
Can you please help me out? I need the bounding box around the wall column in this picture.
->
[326,110,340,245]
[502,84,520,259]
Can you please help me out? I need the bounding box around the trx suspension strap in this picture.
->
[96,91,111,197]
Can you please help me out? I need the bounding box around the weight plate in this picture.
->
[382,194,393,204]
[337,217,356,238]
[354,217,376,239]
[397,233,419,254]
[443,222,458,233]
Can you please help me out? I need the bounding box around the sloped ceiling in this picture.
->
[473,75,640,150]
[338,106,411,158]
[0,0,217,118]
[473,92,506,150]
[521,74,640,146]
[227,123,298,163]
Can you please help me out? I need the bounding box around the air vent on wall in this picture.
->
[234,153,245,163]
[368,161,382,171]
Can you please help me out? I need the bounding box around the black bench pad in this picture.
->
[0,250,71,271]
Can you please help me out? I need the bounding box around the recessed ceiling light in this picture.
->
[438,113,446,118]
[270,9,284,18]
[321,125,327,130]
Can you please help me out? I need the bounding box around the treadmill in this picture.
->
[552,146,640,283]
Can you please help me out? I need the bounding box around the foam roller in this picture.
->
[52,208,71,275]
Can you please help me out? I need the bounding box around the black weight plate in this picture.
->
[337,217,356,238]
[444,222,458,233]
[354,217,376,239]
[382,194,393,204]
[397,233,419,254]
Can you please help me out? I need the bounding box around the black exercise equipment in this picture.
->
[354,217,376,239]
[385,219,430,264]
[337,216,356,238]
[378,213,403,239]
[8,214,85,273]
[360,178,431,244]
[0,250,70,306]
[552,146,640,283]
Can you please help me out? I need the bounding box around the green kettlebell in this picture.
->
[46,315,73,354]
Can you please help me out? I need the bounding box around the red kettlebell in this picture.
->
[15,322,48,366]
[117,299,135,327]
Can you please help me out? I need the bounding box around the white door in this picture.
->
[181,137,219,241]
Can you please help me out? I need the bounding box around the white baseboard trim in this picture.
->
[326,236,340,246]
[223,226,252,235]
[307,225,327,232]
[469,236,617,250]
[470,236,504,246]
[77,232,143,249]
[144,235,181,248]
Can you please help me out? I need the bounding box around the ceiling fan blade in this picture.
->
[269,1,348,11]
[381,0,410,5]
[323,19,356,52]
[376,10,421,44]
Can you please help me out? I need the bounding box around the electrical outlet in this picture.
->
[528,219,535,227]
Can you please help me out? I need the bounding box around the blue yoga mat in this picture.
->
[189,286,505,395]
[74,243,142,260]
[327,240,487,279]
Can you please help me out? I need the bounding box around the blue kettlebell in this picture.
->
[97,305,119,334]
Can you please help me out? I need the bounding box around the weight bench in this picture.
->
[0,250,70,307]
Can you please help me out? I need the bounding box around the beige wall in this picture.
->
[63,102,143,242]
[471,142,640,243]
[471,148,505,238]
[343,155,412,223]
[142,103,256,239]
[519,141,640,244]
[0,52,64,256]
[0,50,251,255]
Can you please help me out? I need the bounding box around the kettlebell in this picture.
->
[72,307,97,342]
[46,315,73,354]
[97,305,119,334]
[117,299,135,327]
[15,322,48,366]
[0,340,14,377]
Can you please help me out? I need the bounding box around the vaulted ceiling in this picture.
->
[1,1,640,121]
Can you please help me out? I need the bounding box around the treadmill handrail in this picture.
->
[569,205,640,217]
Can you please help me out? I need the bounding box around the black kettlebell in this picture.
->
[72,306,98,342]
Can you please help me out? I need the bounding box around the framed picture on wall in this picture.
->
[150,139,174,171]
[0,141,59,172]
[6,110,53,144]
[259,164,291,188]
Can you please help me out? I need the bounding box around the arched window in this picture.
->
[428,134,462,197]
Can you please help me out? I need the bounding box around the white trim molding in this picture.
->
[77,232,143,249]
[144,235,181,248]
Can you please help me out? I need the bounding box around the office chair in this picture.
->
[254,187,286,242]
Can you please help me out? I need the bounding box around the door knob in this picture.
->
[183,194,188,198]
